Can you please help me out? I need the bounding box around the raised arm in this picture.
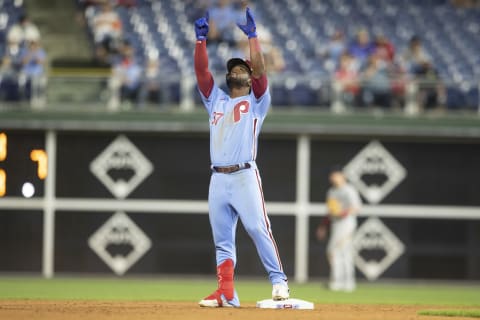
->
[237,8,267,98]
[194,12,214,98]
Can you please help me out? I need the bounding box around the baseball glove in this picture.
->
[327,197,343,216]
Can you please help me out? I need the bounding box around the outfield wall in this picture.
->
[1,114,479,282]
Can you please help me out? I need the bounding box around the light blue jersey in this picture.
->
[199,83,270,166]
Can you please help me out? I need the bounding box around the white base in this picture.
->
[256,298,314,309]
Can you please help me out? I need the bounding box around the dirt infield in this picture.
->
[0,300,473,320]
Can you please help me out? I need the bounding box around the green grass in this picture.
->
[418,310,480,318]
[0,277,479,306]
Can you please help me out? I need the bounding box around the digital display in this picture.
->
[0,131,46,198]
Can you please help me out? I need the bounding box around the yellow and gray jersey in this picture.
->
[327,184,362,218]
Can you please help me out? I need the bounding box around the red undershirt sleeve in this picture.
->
[194,40,214,98]
[251,74,268,99]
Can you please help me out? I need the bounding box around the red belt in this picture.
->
[213,163,251,174]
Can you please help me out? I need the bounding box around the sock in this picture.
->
[217,259,234,301]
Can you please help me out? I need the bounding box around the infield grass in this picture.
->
[0,277,479,306]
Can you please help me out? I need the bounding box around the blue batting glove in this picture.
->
[195,11,209,41]
[237,7,257,38]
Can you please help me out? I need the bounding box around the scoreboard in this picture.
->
[0,131,46,198]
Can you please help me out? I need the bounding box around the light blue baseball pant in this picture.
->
[208,163,287,285]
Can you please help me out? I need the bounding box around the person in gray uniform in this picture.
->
[317,166,361,292]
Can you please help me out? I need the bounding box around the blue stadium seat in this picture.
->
[270,83,290,107]
[288,83,318,106]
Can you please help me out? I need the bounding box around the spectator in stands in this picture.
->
[76,0,106,25]
[348,29,374,68]
[401,36,432,76]
[360,53,392,109]
[0,26,24,101]
[138,52,163,108]
[7,13,41,47]
[92,1,123,60]
[109,40,142,109]
[369,33,406,109]
[401,36,446,110]
[19,33,47,105]
[318,30,346,74]
[333,53,360,107]
[208,0,237,46]
[373,33,395,63]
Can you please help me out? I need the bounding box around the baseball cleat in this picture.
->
[272,283,290,301]
[199,290,237,308]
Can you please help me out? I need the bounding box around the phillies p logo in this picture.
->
[233,101,250,123]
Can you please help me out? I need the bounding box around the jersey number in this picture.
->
[233,101,250,123]
[212,112,224,125]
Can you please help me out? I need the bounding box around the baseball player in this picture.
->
[317,166,361,292]
[194,8,289,308]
